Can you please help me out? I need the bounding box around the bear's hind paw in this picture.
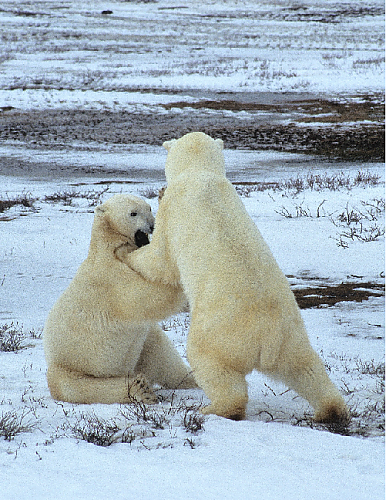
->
[200,403,246,421]
[314,402,351,426]
[128,374,158,404]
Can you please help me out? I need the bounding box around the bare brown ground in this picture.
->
[0,93,384,179]
[293,282,385,309]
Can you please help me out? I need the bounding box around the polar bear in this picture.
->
[43,194,196,405]
[116,132,350,424]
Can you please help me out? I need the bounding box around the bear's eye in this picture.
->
[130,212,137,217]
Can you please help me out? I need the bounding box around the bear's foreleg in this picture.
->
[115,233,180,287]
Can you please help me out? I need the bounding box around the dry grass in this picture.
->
[0,193,36,214]
[0,409,38,441]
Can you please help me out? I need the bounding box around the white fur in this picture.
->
[120,133,349,423]
[43,194,196,404]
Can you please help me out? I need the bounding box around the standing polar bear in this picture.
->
[117,132,349,423]
[43,194,196,405]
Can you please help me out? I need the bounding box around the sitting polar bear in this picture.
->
[117,132,350,423]
[43,194,196,405]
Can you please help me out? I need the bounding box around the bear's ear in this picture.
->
[163,139,177,151]
[215,138,224,150]
[95,204,106,215]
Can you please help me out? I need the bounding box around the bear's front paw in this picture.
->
[128,374,158,404]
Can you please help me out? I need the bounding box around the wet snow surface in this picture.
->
[0,1,384,499]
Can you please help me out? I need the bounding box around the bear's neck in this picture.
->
[87,218,136,257]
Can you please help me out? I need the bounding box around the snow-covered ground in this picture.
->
[0,170,384,500]
[0,0,384,99]
[0,1,384,499]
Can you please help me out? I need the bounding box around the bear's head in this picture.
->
[95,194,154,248]
[163,132,225,183]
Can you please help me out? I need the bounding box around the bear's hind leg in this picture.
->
[188,345,248,420]
[46,364,157,404]
[134,325,197,389]
[198,367,248,421]
[267,347,350,425]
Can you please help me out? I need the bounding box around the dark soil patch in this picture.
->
[210,123,384,161]
[293,282,385,309]
[0,93,384,163]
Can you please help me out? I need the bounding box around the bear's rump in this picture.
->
[189,292,289,373]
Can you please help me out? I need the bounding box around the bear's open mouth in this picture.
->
[134,230,150,248]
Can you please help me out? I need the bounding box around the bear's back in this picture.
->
[165,171,286,293]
